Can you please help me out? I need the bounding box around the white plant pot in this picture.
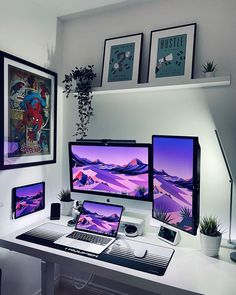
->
[200,233,222,257]
[205,71,214,78]
[60,200,74,216]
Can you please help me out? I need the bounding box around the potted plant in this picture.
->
[62,65,96,139]
[199,216,223,257]
[202,60,217,78]
[57,189,74,216]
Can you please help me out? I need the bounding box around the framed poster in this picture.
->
[148,23,196,84]
[101,33,143,89]
[0,51,57,169]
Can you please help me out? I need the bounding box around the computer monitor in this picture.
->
[152,135,200,235]
[12,182,45,219]
[69,142,152,202]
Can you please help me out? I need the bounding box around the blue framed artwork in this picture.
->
[101,33,143,89]
[148,24,196,84]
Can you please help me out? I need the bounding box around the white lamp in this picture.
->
[215,130,236,262]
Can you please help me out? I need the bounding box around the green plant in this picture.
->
[199,216,222,237]
[57,189,73,202]
[62,65,96,139]
[202,60,217,73]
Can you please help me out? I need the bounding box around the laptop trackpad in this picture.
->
[55,237,103,253]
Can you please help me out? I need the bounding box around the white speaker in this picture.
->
[119,216,145,237]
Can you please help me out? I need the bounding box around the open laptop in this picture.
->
[54,200,123,255]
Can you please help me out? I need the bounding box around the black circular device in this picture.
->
[67,219,76,227]
[124,224,138,237]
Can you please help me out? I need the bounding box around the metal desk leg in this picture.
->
[0,268,2,295]
[41,261,54,295]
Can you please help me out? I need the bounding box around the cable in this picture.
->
[72,273,94,291]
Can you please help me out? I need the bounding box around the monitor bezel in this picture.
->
[75,200,124,238]
[69,141,153,202]
[152,135,200,236]
[12,181,45,219]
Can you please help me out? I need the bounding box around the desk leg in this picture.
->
[41,261,54,295]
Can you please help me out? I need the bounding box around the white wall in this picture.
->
[1,0,235,293]
[61,0,236,240]
[0,1,63,294]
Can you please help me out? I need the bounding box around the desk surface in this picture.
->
[0,217,235,295]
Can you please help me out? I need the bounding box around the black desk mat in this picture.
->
[16,223,174,276]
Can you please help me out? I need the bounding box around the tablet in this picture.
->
[12,182,45,219]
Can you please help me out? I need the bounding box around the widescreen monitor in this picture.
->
[69,142,152,202]
[152,135,200,235]
[12,182,45,219]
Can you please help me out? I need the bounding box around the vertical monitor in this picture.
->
[12,182,45,219]
[69,142,152,202]
[152,135,200,235]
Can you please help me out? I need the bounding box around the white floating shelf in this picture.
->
[92,76,231,95]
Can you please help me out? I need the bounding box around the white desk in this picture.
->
[0,217,235,295]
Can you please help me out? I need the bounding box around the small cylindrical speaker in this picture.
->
[124,224,138,237]
[50,203,61,220]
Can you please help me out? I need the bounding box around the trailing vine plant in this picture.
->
[62,65,96,139]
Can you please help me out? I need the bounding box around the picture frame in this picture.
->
[0,51,57,169]
[101,33,143,89]
[148,23,196,84]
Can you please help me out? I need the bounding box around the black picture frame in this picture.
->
[101,33,143,89]
[0,51,57,169]
[148,23,196,84]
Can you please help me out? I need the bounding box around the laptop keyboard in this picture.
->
[67,231,112,246]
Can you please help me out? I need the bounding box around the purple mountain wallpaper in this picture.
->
[153,137,194,232]
[76,202,123,236]
[70,145,150,199]
[15,183,44,218]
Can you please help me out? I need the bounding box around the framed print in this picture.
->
[0,51,57,169]
[101,33,143,89]
[148,23,196,84]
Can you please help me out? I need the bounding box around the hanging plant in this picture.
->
[62,65,96,139]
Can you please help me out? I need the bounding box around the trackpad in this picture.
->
[69,240,91,249]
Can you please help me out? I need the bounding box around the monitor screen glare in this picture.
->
[69,143,151,201]
[14,182,45,219]
[75,201,123,237]
[153,137,195,233]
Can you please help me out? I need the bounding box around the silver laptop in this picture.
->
[54,201,123,254]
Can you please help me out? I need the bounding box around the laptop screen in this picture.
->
[75,201,123,237]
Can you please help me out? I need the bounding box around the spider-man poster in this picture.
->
[0,51,57,169]
[9,65,51,156]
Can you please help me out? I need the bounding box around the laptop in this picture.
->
[54,200,123,254]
